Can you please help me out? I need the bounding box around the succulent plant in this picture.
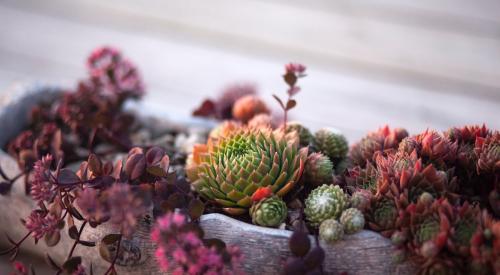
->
[350,126,408,167]
[304,152,334,186]
[345,163,378,192]
[350,189,373,212]
[232,95,270,123]
[474,132,499,175]
[334,158,350,175]
[250,196,287,227]
[208,120,242,140]
[319,219,344,244]
[404,198,454,259]
[447,202,481,257]
[366,196,398,237]
[248,114,273,129]
[313,128,348,162]
[285,122,313,147]
[186,127,307,215]
[304,184,347,227]
[340,208,365,234]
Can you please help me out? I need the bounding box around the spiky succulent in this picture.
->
[313,128,348,162]
[447,202,480,256]
[304,184,347,227]
[304,153,334,186]
[187,127,307,215]
[350,126,408,167]
[345,163,378,192]
[340,208,365,234]
[405,198,453,259]
[250,196,287,227]
[319,219,344,244]
[366,196,398,237]
[285,122,313,147]
[474,132,499,175]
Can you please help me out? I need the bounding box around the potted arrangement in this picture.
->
[0,47,498,275]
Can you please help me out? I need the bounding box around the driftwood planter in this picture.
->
[0,84,415,274]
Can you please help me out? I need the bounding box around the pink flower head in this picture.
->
[151,212,244,274]
[24,211,59,240]
[107,184,146,237]
[31,154,55,202]
[285,63,306,74]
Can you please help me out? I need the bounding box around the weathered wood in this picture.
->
[0,85,416,274]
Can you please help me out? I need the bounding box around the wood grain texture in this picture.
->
[0,1,499,143]
[0,85,416,274]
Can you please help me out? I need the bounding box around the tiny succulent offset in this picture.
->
[250,195,288,227]
[319,219,344,244]
[339,208,365,234]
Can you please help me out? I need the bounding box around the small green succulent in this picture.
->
[319,219,344,244]
[250,196,287,227]
[304,184,347,227]
[340,208,365,234]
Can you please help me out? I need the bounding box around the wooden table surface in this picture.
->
[0,0,499,271]
[1,0,500,142]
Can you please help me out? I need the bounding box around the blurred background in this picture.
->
[1,0,499,141]
[0,0,500,272]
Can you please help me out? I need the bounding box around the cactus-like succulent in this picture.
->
[250,196,287,227]
[285,122,313,147]
[319,219,344,244]
[304,184,347,227]
[304,153,334,186]
[186,127,307,215]
[313,128,348,162]
[232,95,270,123]
[340,208,365,234]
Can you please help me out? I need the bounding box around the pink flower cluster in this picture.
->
[285,63,306,75]
[151,212,244,275]
[284,62,307,96]
[30,154,55,202]
[24,211,59,240]
[76,184,146,237]
[87,46,145,98]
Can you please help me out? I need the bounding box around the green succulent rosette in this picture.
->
[304,184,347,227]
[187,127,308,215]
[250,196,287,227]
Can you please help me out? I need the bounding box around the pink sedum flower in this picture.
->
[152,212,244,274]
[24,211,59,240]
[30,154,55,202]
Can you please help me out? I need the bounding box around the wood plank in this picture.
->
[0,5,498,142]
[2,0,500,100]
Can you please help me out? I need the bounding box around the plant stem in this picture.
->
[104,234,122,275]
[67,221,87,260]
